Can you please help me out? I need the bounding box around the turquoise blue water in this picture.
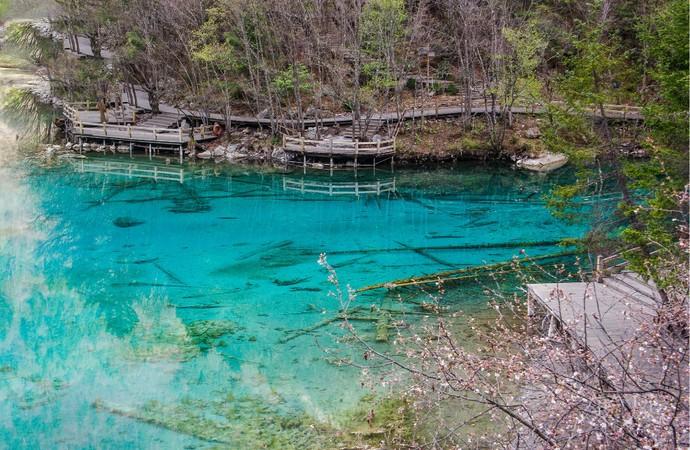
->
[0,152,594,447]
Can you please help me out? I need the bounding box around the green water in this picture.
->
[0,149,601,447]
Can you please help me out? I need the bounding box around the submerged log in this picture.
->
[316,239,575,258]
[356,250,579,293]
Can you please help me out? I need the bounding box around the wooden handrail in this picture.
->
[283,135,395,148]
[72,120,214,136]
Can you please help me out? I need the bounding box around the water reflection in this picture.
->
[282,173,396,197]
[69,157,214,184]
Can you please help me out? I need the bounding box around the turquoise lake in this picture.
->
[0,64,610,448]
[0,150,598,448]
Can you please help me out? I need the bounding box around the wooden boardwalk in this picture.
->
[527,268,662,380]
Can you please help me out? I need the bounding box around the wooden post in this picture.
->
[595,255,603,282]
[301,136,306,174]
[129,143,132,158]
[547,315,558,338]
[79,138,83,154]
[103,123,107,136]
[329,139,333,176]
[153,129,157,141]
[148,143,152,161]
[128,125,132,138]
[179,128,183,142]
[354,141,359,169]
[179,145,183,165]
[527,291,536,318]
[179,168,184,184]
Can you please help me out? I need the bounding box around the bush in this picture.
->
[405,77,417,90]
[444,83,459,96]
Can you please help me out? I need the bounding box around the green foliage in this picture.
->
[501,21,547,104]
[4,22,60,65]
[620,0,689,284]
[444,83,459,96]
[190,6,238,72]
[559,26,631,111]
[123,31,146,59]
[0,0,9,21]
[362,61,396,91]
[272,64,311,97]
[0,87,54,139]
[360,0,407,56]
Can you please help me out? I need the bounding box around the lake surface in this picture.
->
[0,151,596,447]
[0,66,602,449]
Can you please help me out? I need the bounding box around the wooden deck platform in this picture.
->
[527,268,663,381]
[527,280,655,353]
[282,135,395,170]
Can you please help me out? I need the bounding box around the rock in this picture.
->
[197,147,226,159]
[90,143,99,150]
[64,142,73,150]
[113,217,145,228]
[525,127,541,139]
[516,152,568,172]
[304,127,317,139]
[57,153,86,159]
[371,134,382,142]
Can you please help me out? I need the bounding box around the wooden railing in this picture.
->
[283,177,396,196]
[63,101,138,124]
[282,135,395,156]
[594,246,659,281]
[68,120,215,143]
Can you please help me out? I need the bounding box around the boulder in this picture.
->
[516,152,568,172]
[525,127,541,139]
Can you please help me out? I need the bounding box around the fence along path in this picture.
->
[64,102,216,146]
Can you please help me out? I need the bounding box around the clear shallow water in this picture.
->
[0,153,593,448]
[0,61,605,448]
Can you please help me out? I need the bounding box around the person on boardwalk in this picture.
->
[97,97,107,123]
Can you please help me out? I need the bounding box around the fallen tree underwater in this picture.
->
[356,250,580,293]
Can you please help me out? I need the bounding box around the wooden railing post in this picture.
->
[595,255,603,282]
[128,125,132,138]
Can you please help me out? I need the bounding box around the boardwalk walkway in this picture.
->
[527,268,663,382]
